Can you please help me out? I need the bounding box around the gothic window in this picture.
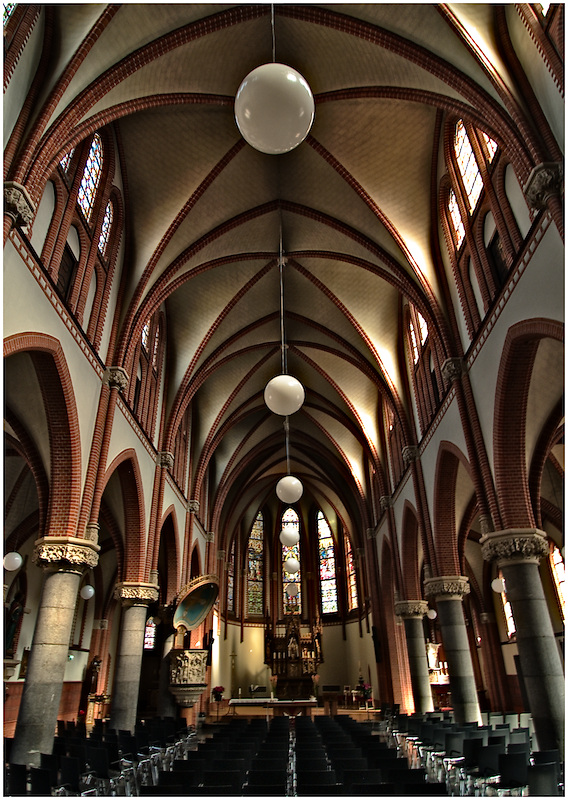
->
[455,120,484,213]
[550,543,565,622]
[59,149,75,173]
[407,303,440,433]
[142,320,151,351]
[317,511,338,614]
[498,573,516,639]
[131,311,164,440]
[77,134,102,222]
[143,618,157,650]
[98,200,113,257]
[227,538,235,614]
[172,405,191,491]
[282,507,301,615]
[247,512,264,615]
[344,533,358,611]
[448,189,466,249]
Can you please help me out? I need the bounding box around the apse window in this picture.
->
[144,618,157,650]
[59,148,75,173]
[3,3,16,26]
[77,133,102,223]
[317,511,338,613]
[550,543,565,622]
[227,538,235,614]
[344,533,358,611]
[498,575,516,639]
[455,120,483,213]
[448,189,465,248]
[247,512,264,615]
[282,507,301,614]
[98,200,113,256]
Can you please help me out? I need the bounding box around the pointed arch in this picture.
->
[103,450,145,582]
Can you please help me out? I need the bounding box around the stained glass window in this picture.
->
[142,321,150,351]
[550,543,565,622]
[448,189,465,248]
[455,121,483,213]
[282,507,301,614]
[247,512,264,615]
[409,319,419,364]
[77,134,102,222]
[345,533,358,610]
[59,148,75,173]
[227,538,235,613]
[3,3,16,26]
[482,133,498,163]
[98,200,113,256]
[498,573,516,638]
[417,311,428,345]
[143,618,156,649]
[317,512,338,613]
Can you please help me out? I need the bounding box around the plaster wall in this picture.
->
[4,12,43,142]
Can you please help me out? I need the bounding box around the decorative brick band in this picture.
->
[33,535,100,572]
[394,600,429,619]
[114,581,159,606]
[4,181,35,227]
[424,575,470,600]
[480,528,549,566]
[524,163,563,209]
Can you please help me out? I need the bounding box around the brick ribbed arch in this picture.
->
[157,509,180,604]
[433,441,474,575]
[494,318,564,529]
[103,450,146,582]
[4,333,81,539]
[401,502,422,600]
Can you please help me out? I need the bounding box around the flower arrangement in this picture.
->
[212,685,224,700]
[356,681,372,701]
[269,675,278,687]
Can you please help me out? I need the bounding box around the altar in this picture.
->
[228,698,317,718]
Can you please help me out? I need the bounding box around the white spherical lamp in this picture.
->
[235,63,315,154]
[276,475,303,503]
[284,557,300,575]
[285,582,299,597]
[3,552,23,571]
[279,528,300,547]
[80,585,95,600]
[426,608,437,620]
[264,374,305,416]
[491,577,505,593]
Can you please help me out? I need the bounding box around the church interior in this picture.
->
[3,2,564,795]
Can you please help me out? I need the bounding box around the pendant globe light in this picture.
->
[279,526,300,547]
[285,582,299,597]
[234,7,314,154]
[80,584,95,600]
[3,552,23,571]
[276,419,303,503]
[284,556,300,574]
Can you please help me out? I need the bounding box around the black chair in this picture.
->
[140,786,184,795]
[242,786,287,796]
[247,769,288,787]
[29,766,54,796]
[341,768,382,792]
[497,751,529,792]
[7,763,28,796]
[202,769,244,792]
[296,783,343,795]
[527,762,560,796]
[349,783,396,795]
[399,781,448,795]
[327,756,367,779]
[296,769,338,788]
[251,756,288,771]
[39,752,59,787]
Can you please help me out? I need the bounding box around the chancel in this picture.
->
[3,3,564,797]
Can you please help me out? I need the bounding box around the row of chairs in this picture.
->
[389,709,563,796]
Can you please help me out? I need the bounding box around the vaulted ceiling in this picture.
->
[24,4,534,547]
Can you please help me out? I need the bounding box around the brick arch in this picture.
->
[433,441,475,576]
[494,318,564,529]
[157,508,180,604]
[190,545,201,579]
[103,449,146,582]
[4,333,82,539]
[400,501,422,600]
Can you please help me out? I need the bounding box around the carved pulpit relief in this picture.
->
[169,649,208,685]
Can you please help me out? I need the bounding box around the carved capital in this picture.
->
[480,528,549,566]
[157,451,174,470]
[402,445,419,467]
[103,366,129,392]
[32,536,100,572]
[114,581,159,606]
[441,357,465,383]
[479,612,495,625]
[206,531,215,543]
[188,500,200,514]
[93,619,109,630]
[394,600,429,619]
[524,162,563,209]
[4,181,35,227]
[424,575,470,600]
[380,495,393,510]
[366,527,377,540]
[217,550,226,561]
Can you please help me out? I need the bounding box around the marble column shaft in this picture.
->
[424,576,481,725]
[109,582,159,733]
[481,529,564,752]
[10,535,99,767]
[395,600,433,713]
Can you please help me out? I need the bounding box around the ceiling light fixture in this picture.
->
[276,419,304,504]
[234,6,314,154]
[3,552,23,571]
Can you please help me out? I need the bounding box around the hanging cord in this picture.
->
[284,418,290,475]
[279,234,287,375]
[271,4,276,63]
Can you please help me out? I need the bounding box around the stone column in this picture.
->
[109,581,159,733]
[481,528,564,752]
[394,600,434,713]
[424,576,481,725]
[11,535,100,766]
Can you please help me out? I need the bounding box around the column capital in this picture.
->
[32,535,100,573]
[103,366,129,392]
[84,522,100,544]
[524,162,563,209]
[4,181,35,227]
[380,495,393,510]
[480,528,549,566]
[114,581,159,607]
[402,445,419,467]
[394,600,429,619]
[366,527,377,540]
[206,531,215,543]
[424,575,470,600]
[441,357,465,383]
[479,612,495,624]
[188,500,200,514]
[157,451,174,469]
